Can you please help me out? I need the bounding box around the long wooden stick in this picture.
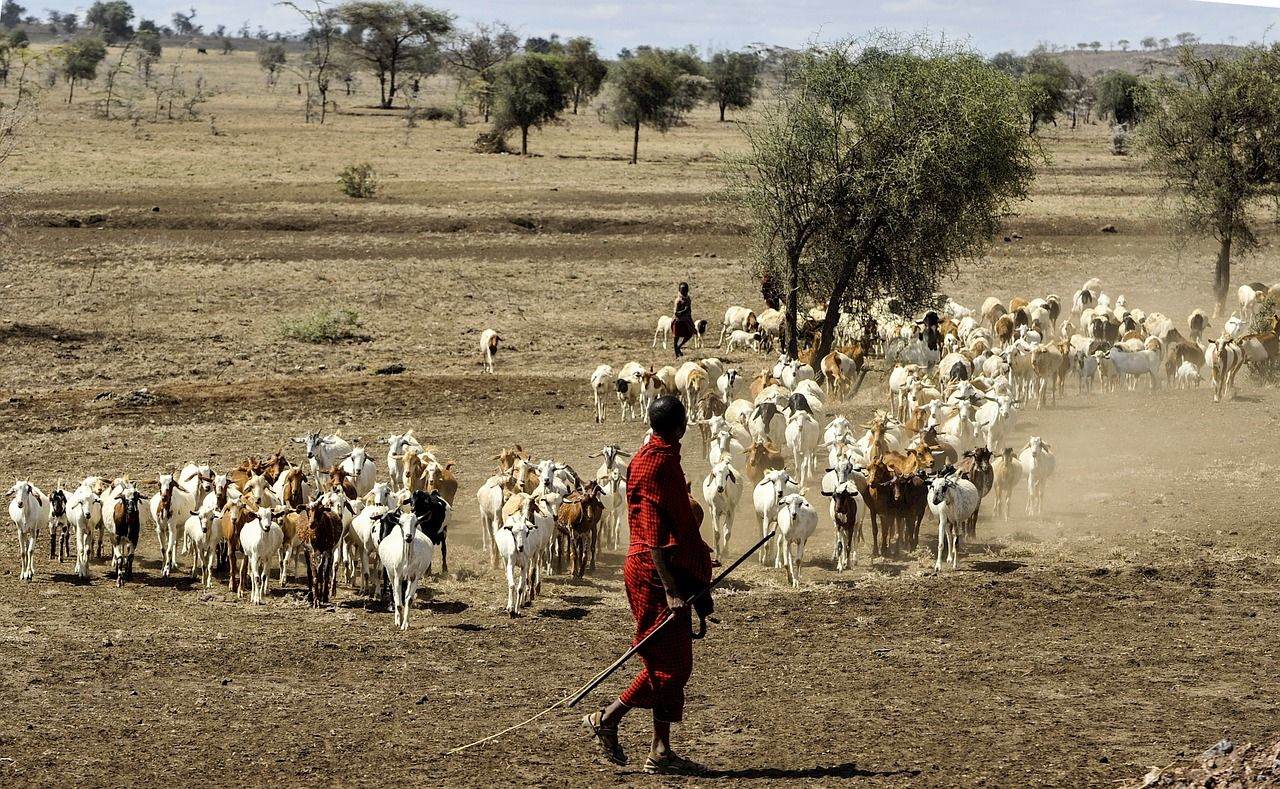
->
[444,530,776,756]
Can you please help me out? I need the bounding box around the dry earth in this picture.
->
[1,48,1280,788]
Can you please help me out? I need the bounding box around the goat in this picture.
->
[590,364,616,423]
[928,472,980,572]
[495,512,532,616]
[822,480,860,571]
[48,485,69,562]
[383,430,421,493]
[776,493,818,587]
[701,461,743,556]
[752,469,799,566]
[8,481,51,582]
[481,328,502,373]
[110,485,145,587]
[1017,437,1056,516]
[375,510,434,631]
[183,507,221,588]
[241,507,285,604]
[558,483,605,578]
[292,432,353,484]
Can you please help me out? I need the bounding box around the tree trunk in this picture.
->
[521,125,528,155]
[67,79,74,104]
[572,92,579,114]
[1214,232,1232,316]
[785,248,800,358]
[378,72,388,108]
[812,267,853,379]
[630,120,640,165]
[719,102,726,122]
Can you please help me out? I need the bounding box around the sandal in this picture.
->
[582,709,627,766]
[643,752,705,775]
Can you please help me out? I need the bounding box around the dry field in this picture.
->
[3,49,1280,787]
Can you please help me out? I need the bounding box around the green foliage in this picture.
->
[1139,46,1280,308]
[1022,52,1071,133]
[1112,125,1129,156]
[85,1,134,44]
[708,51,759,120]
[491,52,569,155]
[0,1,23,29]
[563,36,606,114]
[62,36,107,82]
[607,50,691,163]
[338,162,378,198]
[279,309,368,343]
[1096,70,1142,125]
[258,42,287,75]
[336,1,453,109]
[721,35,1038,358]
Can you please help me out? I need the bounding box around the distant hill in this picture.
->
[1052,43,1247,77]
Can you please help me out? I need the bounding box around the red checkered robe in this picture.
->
[618,433,712,723]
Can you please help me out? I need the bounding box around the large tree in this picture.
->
[722,37,1037,362]
[0,1,23,29]
[491,52,569,155]
[563,36,605,114]
[85,1,133,44]
[607,50,687,165]
[1022,52,1071,133]
[707,50,759,121]
[60,36,107,102]
[283,1,340,123]
[1140,46,1280,313]
[1096,70,1142,126]
[336,1,452,109]
[442,21,519,122]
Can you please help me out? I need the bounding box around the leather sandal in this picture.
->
[582,709,627,766]
[643,752,704,775]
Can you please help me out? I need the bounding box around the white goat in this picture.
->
[494,513,532,616]
[776,493,818,587]
[701,461,743,556]
[928,474,980,571]
[241,507,285,604]
[376,511,434,631]
[590,364,615,424]
[1017,436,1056,516]
[8,481,51,582]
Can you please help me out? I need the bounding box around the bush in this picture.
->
[338,163,378,199]
[279,309,368,344]
[1112,124,1130,156]
[471,129,510,154]
[420,105,454,122]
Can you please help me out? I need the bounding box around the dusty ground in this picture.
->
[2,49,1280,787]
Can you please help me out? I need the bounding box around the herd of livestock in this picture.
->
[6,277,1278,628]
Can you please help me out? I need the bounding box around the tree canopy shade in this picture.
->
[1139,45,1280,312]
[61,36,107,103]
[606,50,688,164]
[336,1,452,109]
[721,36,1038,362]
[85,1,134,44]
[708,51,759,121]
[563,36,606,114]
[1096,70,1142,126]
[491,53,569,155]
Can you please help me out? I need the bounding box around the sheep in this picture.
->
[589,364,615,423]
[928,473,980,572]
[1175,360,1202,389]
[375,510,435,631]
[8,481,51,582]
[752,469,799,566]
[701,461,743,557]
[720,306,759,346]
[241,507,285,604]
[784,410,820,488]
[652,315,673,349]
[1017,436,1056,516]
[776,492,818,587]
[481,328,502,373]
[494,513,532,616]
[183,507,221,588]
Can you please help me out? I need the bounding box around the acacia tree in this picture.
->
[1096,70,1141,125]
[1140,46,1280,313]
[491,52,568,155]
[722,37,1037,361]
[85,0,134,44]
[607,51,685,164]
[258,41,286,85]
[336,1,452,109]
[708,50,759,121]
[282,0,340,123]
[442,21,519,122]
[61,36,107,102]
[1023,52,1071,133]
[563,36,605,114]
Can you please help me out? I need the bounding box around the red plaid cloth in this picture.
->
[618,434,711,723]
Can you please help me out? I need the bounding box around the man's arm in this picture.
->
[650,547,687,611]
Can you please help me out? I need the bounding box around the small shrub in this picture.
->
[471,129,510,154]
[420,105,455,122]
[279,309,368,344]
[338,163,378,199]
[1112,125,1130,156]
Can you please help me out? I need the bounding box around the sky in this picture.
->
[114,0,1280,57]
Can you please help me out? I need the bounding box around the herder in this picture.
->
[582,396,712,775]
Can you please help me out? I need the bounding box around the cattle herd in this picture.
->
[6,277,1279,629]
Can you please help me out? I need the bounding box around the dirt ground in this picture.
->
[2,50,1280,787]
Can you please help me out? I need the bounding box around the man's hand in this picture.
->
[665,592,687,611]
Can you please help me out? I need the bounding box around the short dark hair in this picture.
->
[648,395,686,436]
